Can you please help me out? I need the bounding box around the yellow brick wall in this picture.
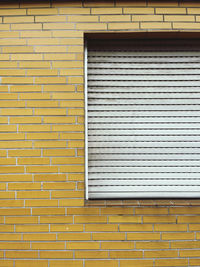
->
[1,0,200,266]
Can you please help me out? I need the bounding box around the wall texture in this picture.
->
[1,0,200,266]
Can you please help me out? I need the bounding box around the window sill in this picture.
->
[85,199,200,207]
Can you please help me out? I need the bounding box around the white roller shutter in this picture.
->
[85,38,200,199]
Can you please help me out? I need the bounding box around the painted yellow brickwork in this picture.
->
[0,0,200,266]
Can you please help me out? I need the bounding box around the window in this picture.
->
[85,37,200,199]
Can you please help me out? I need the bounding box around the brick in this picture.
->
[26,166,58,173]
[120,224,153,231]
[40,251,73,259]
[53,61,83,68]
[19,125,51,132]
[145,250,178,258]
[75,251,108,259]
[43,149,75,157]
[4,16,34,23]
[91,7,122,14]
[0,242,30,250]
[136,242,169,249]
[0,209,30,216]
[110,251,143,258]
[35,77,66,84]
[165,15,195,21]
[188,8,200,14]
[0,9,26,15]
[35,109,66,115]
[11,23,42,30]
[8,150,41,157]
[141,22,171,29]
[26,68,58,75]
[49,261,83,267]
[162,233,195,240]
[68,15,98,22]
[20,93,51,100]
[51,225,83,232]
[5,216,38,224]
[31,242,65,250]
[173,22,200,29]
[155,224,187,231]
[0,70,25,76]
[8,183,41,190]
[124,7,154,14]
[85,260,118,267]
[101,242,134,249]
[27,133,58,140]
[15,261,48,267]
[120,260,154,267]
[68,109,84,115]
[100,15,131,21]
[74,216,107,223]
[172,241,200,249]
[28,8,58,15]
[6,251,38,258]
[35,15,67,22]
[68,141,84,148]
[23,234,56,241]
[143,216,176,223]
[109,22,139,29]
[127,233,160,240]
[59,199,84,206]
[52,191,84,198]
[0,234,21,241]
[92,233,125,241]
[68,174,84,181]
[0,192,15,199]
[155,259,188,267]
[67,242,99,250]
[67,208,99,215]
[44,117,75,124]
[17,191,50,199]
[34,174,66,182]
[0,261,13,267]
[32,208,65,215]
[58,233,91,240]
[43,182,75,190]
[156,8,186,14]
[108,216,141,223]
[0,225,14,232]
[19,61,51,68]
[25,199,58,207]
[10,85,42,92]
[10,117,42,124]
[44,85,75,92]
[170,207,200,214]
[132,15,163,21]
[18,158,50,165]
[190,259,200,266]
[60,7,90,14]
[40,216,73,224]
[0,166,24,173]
[135,207,168,214]
[59,166,84,173]
[60,133,84,140]
[27,101,59,108]
[53,93,84,99]
[34,141,66,148]
[43,23,75,30]
[76,23,107,30]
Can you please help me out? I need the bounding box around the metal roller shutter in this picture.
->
[85,38,200,199]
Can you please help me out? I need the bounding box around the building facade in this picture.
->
[1,0,200,266]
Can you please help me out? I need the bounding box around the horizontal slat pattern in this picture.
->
[87,39,200,199]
